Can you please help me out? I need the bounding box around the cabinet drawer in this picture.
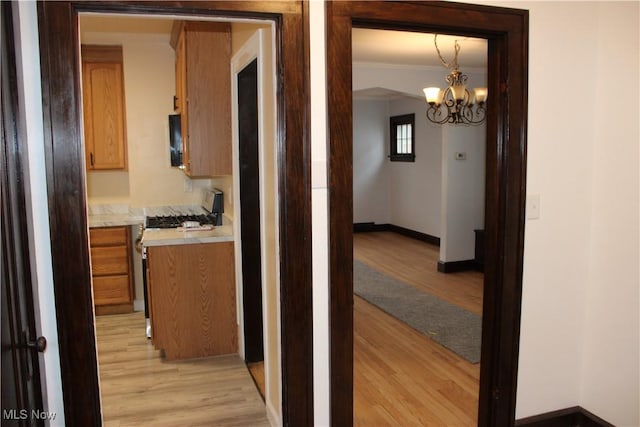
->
[93,275,130,305]
[90,246,129,276]
[90,226,128,246]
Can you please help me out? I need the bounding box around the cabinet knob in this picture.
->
[90,152,95,167]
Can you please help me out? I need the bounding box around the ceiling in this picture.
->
[80,16,487,69]
[352,28,487,69]
[79,15,487,101]
[352,29,487,100]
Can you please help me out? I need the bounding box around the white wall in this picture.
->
[456,1,638,425]
[388,97,443,237]
[440,125,486,262]
[309,1,330,424]
[580,2,639,424]
[353,64,483,248]
[353,99,391,224]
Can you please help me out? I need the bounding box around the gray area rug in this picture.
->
[354,260,481,364]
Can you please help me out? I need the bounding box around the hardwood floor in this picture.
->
[95,231,481,426]
[95,312,268,427]
[247,362,266,399]
[354,231,484,426]
[355,231,483,315]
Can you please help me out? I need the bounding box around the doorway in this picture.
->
[36,2,312,425]
[351,31,487,422]
[78,13,272,424]
[237,58,265,365]
[326,2,529,425]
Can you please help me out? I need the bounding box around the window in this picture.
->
[389,113,415,162]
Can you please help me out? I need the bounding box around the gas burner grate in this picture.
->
[145,213,218,229]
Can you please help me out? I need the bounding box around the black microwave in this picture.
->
[168,114,182,167]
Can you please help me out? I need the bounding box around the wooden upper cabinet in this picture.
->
[171,21,231,177]
[81,45,128,170]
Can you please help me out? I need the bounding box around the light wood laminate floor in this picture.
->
[95,312,268,427]
[354,231,484,426]
[95,231,481,426]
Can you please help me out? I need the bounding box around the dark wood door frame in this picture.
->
[326,2,528,426]
[2,1,46,417]
[36,2,311,426]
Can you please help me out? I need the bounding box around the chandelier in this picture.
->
[423,35,487,125]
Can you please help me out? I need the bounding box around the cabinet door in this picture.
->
[174,32,190,173]
[147,242,237,360]
[81,45,127,170]
[184,22,232,177]
[93,276,131,305]
[89,226,128,246]
[90,246,129,276]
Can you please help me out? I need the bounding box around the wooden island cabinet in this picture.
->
[146,241,237,361]
[171,21,231,177]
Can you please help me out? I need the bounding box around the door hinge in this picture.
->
[500,81,508,94]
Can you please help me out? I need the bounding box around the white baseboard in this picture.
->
[266,400,281,427]
[133,299,145,312]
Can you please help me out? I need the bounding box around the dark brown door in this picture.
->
[1,2,46,425]
[238,58,264,363]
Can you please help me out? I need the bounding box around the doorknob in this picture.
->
[26,336,47,353]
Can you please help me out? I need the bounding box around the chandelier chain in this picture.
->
[434,34,460,71]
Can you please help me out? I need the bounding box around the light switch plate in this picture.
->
[526,194,540,219]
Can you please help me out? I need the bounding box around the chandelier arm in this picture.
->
[426,104,451,125]
[459,103,487,125]
[469,105,487,125]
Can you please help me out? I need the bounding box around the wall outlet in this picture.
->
[184,177,193,193]
[526,194,540,219]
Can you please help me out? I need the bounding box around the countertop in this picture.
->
[141,224,233,247]
[88,213,145,228]
[88,203,234,246]
[88,204,144,228]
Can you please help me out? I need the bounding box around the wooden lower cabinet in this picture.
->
[89,226,134,314]
[146,242,237,361]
